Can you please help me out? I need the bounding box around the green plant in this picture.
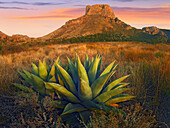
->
[48,54,135,124]
[15,54,135,126]
[14,57,61,99]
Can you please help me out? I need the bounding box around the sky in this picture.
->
[0,0,170,37]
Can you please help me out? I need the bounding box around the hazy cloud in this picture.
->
[160,4,170,8]
[0,6,27,9]
[0,1,66,6]
[95,0,134,2]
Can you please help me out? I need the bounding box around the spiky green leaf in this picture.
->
[91,71,115,98]
[19,71,33,85]
[94,88,131,103]
[32,74,46,95]
[39,60,48,80]
[56,64,76,94]
[77,56,92,100]
[67,57,78,84]
[100,60,116,77]
[13,83,31,92]
[61,103,87,115]
[43,58,48,71]
[32,63,38,76]
[96,56,102,78]
[84,53,90,71]
[105,94,135,105]
[103,75,130,93]
[88,56,101,84]
[45,82,80,103]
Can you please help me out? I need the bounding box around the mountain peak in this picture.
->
[85,4,115,19]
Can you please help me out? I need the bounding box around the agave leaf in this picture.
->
[32,63,38,76]
[105,95,135,105]
[45,82,80,103]
[113,83,130,90]
[84,53,90,72]
[91,71,115,98]
[51,100,68,109]
[31,74,46,95]
[54,57,60,65]
[81,100,101,110]
[77,56,92,100]
[103,75,130,93]
[19,71,33,85]
[57,74,64,86]
[23,70,32,79]
[61,103,87,115]
[94,88,131,103]
[88,55,101,84]
[67,57,78,84]
[96,57,102,78]
[56,64,76,94]
[49,76,56,82]
[45,82,54,94]
[13,83,31,92]
[49,65,55,77]
[100,60,116,77]
[39,60,48,80]
[43,58,48,71]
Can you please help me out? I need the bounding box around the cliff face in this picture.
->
[86,4,115,19]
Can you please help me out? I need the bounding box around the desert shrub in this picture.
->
[86,103,158,128]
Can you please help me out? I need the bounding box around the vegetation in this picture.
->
[14,54,135,126]
[57,32,167,44]
[0,28,168,55]
[0,42,169,127]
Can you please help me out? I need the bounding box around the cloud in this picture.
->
[5,8,84,19]
[95,0,134,2]
[0,1,66,6]
[112,7,170,24]
[0,6,27,10]
[3,6,170,25]
[160,4,170,8]
[32,2,66,6]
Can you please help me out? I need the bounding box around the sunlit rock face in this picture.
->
[85,4,115,19]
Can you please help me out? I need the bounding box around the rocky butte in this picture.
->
[86,4,115,19]
[40,4,134,40]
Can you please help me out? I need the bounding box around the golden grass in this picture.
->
[0,41,169,126]
[0,41,169,91]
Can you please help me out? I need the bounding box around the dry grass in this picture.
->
[0,41,169,127]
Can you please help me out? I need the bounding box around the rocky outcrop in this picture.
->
[86,4,115,19]
[142,26,167,37]
[12,34,30,42]
[0,31,30,43]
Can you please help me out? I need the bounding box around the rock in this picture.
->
[85,4,115,19]
[12,34,30,42]
[142,26,167,37]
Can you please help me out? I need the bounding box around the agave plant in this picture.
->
[45,54,135,125]
[14,54,135,125]
[14,57,61,97]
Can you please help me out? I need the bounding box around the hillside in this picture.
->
[161,29,170,43]
[0,31,31,44]
[39,4,168,44]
